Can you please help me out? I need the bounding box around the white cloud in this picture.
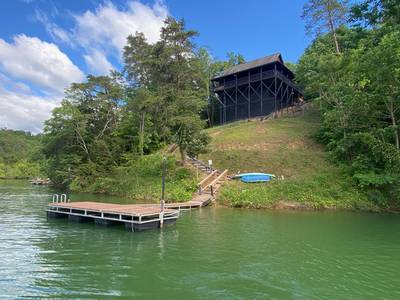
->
[35,8,73,46]
[68,1,168,74]
[34,1,169,75]
[0,1,170,132]
[0,86,59,133]
[74,1,168,53]
[0,35,84,93]
[83,49,114,75]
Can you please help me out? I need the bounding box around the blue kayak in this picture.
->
[232,173,275,183]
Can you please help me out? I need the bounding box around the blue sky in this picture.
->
[0,0,311,133]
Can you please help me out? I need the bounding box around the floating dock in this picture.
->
[47,193,212,232]
[47,201,179,231]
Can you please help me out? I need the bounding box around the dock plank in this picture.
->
[49,201,177,216]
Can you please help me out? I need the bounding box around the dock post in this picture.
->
[160,157,167,229]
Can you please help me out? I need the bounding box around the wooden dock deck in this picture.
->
[47,194,213,232]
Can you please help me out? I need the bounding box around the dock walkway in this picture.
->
[47,193,213,231]
[47,156,226,232]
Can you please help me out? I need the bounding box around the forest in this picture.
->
[297,0,400,206]
[0,129,43,178]
[1,0,399,207]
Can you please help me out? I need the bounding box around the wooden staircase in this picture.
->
[185,156,228,199]
[185,156,214,174]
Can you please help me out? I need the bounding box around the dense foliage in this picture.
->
[41,18,243,197]
[6,1,399,208]
[297,0,400,206]
[0,129,44,177]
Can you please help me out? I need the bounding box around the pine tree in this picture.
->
[302,0,349,54]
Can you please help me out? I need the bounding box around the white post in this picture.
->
[52,194,59,203]
[160,199,165,228]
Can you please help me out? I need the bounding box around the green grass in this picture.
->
[201,107,378,211]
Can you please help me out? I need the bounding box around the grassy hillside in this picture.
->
[200,107,377,211]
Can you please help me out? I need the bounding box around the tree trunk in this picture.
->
[332,30,341,55]
[179,146,186,165]
[75,126,92,162]
[138,112,145,156]
[389,102,399,149]
[326,2,341,55]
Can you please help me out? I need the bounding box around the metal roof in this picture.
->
[212,53,290,80]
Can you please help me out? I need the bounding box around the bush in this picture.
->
[219,171,378,211]
[80,154,197,202]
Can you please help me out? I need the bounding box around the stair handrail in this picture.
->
[186,155,216,172]
[206,169,228,191]
[198,170,218,193]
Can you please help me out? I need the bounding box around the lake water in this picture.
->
[1,180,400,299]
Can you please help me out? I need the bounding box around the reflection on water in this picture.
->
[1,180,400,299]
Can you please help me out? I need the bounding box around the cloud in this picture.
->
[74,1,168,53]
[35,1,169,75]
[0,34,84,93]
[83,49,114,75]
[58,1,168,74]
[0,34,84,132]
[0,1,169,132]
[35,8,73,46]
[0,85,59,133]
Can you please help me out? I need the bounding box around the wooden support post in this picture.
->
[219,96,222,125]
[281,84,288,117]
[274,64,277,118]
[235,75,238,121]
[260,68,263,115]
[223,78,226,124]
[248,71,251,119]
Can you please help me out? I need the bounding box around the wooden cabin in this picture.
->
[211,53,302,124]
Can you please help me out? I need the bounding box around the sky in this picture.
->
[0,0,311,133]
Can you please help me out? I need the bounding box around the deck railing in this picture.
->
[213,70,278,91]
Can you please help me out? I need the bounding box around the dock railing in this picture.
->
[52,194,69,203]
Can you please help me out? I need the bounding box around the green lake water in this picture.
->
[1,180,400,299]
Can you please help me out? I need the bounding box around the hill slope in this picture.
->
[200,107,377,210]
[0,129,43,178]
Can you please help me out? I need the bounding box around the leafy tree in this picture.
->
[0,129,44,177]
[42,75,124,187]
[125,87,159,155]
[302,0,350,54]
[297,1,400,205]
[351,0,400,27]
[123,17,210,163]
[226,51,245,65]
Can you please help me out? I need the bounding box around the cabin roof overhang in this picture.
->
[211,53,294,81]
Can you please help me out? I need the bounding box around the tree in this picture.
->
[358,31,400,149]
[123,17,210,164]
[297,14,400,204]
[351,0,400,27]
[42,75,124,187]
[302,0,349,54]
[125,88,158,155]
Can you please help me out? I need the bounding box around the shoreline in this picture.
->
[71,188,396,213]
